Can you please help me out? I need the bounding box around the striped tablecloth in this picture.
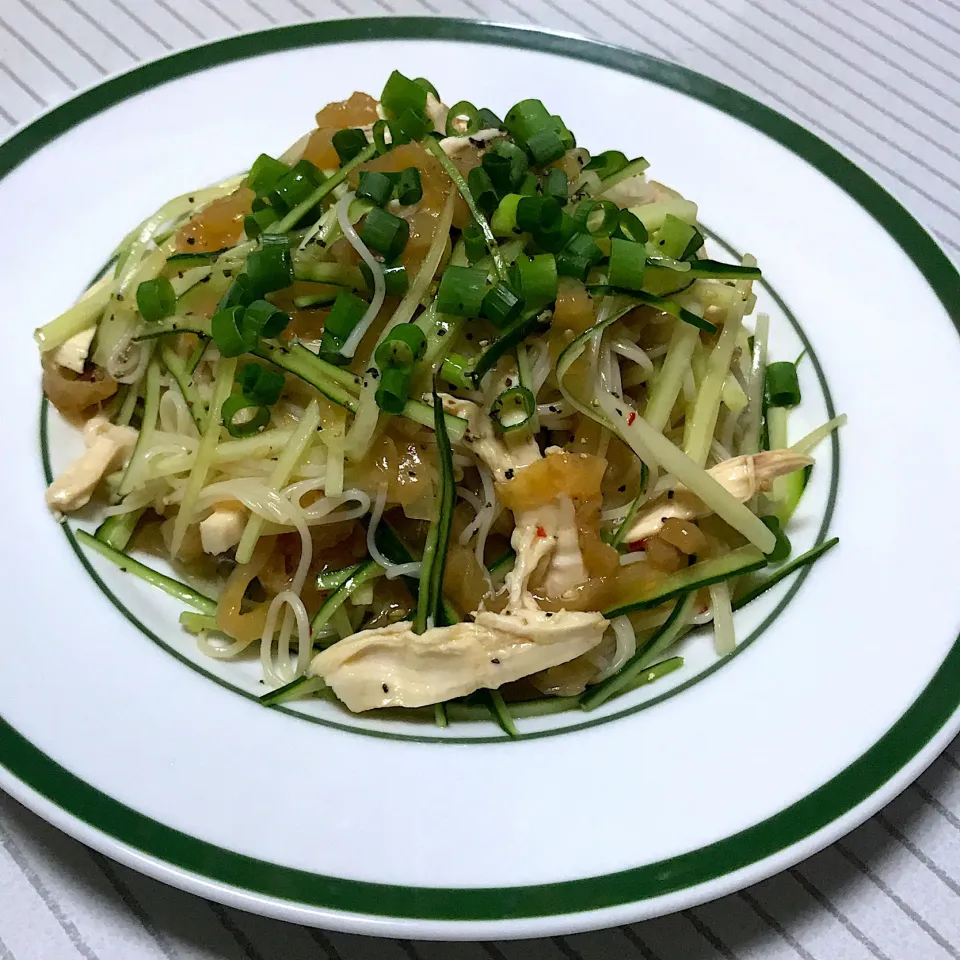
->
[2,2,959,957]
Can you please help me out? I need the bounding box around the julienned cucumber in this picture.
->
[259,674,327,706]
[76,530,218,615]
[733,537,839,611]
[94,509,145,551]
[603,545,767,618]
[310,558,384,638]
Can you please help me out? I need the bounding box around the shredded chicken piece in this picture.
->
[310,607,607,711]
[200,505,246,555]
[52,325,96,374]
[624,449,813,544]
[45,416,137,513]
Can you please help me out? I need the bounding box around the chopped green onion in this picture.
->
[445,100,482,136]
[238,362,285,405]
[372,119,391,155]
[136,277,176,322]
[477,107,503,130]
[533,212,578,254]
[211,305,256,357]
[608,238,647,291]
[413,76,439,97]
[653,214,701,259]
[525,127,566,166]
[482,140,528,193]
[584,150,628,179]
[243,207,277,239]
[518,172,539,196]
[319,290,369,363]
[437,264,488,317]
[374,323,426,369]
[490,193,523,236]
[516,195,562,233]
[243,298,290,340]
[270,159,323,213]
[396,167,423,205]
[220,273,257,309]
[615,209,648,244]
[509,253,557,309]
[481,281,525,329]
[389,108,432,145]
[381,69,428,120]
[332,128,369,165]
[440,352,471,390]
[462,220,487,262]
[556,231,604,280]
[543,167,569,201]
[467,166,498,216]
[360,260,408,297]
[248,153,288,197]
[246,233,293,294]
[375,365,414,415]
[573,198,619,237]
[491,385,536,432]
[359,207,409,260]
[356,170,395,207]
[765,361,801,407]
[760,515,792,563]
[504,98,554,143]
[221,393,270,438]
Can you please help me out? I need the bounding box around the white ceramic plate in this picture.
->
[2,18,959,941]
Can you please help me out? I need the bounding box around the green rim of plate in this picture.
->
[4,17,960,923]
[38,226,840,744]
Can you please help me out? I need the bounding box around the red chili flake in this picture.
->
[536,525,547,538]
[628,538,647,552]
[627,411,636,426]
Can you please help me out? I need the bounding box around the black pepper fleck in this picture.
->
[618,484,626,493]
[177,271,184,279]
[491,658,500,664]
[116,294,124,302]
[504,468,514,480]
[545,612,553,617]
[382,683,389,693]
[667,490,675,500]
[187,237,196,245]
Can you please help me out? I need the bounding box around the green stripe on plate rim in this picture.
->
[38,226,839,744]
[4,17,960,921]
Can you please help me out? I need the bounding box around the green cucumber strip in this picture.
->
[76,530,217,615]
[414,382,456,632]
[609,462,649,548]
[582,596,695,710]
[733,538,839,611]
[774,464,812,527]
[132,315,212,342]
[179,611,220,634]
[259,675,328,706]
[254,340,361,413]
[603,545,767,618]
[487,689,519,738]
[310,558,384,638]
[94,509,145,552]
[316,563,362,592]
[159,343,206,433]
[376,521,459,627]
[686,260,762,279]
[434,702,448,728]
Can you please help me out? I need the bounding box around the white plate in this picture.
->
[1,18,959,941]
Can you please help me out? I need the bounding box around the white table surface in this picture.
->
[2,1,959,957]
